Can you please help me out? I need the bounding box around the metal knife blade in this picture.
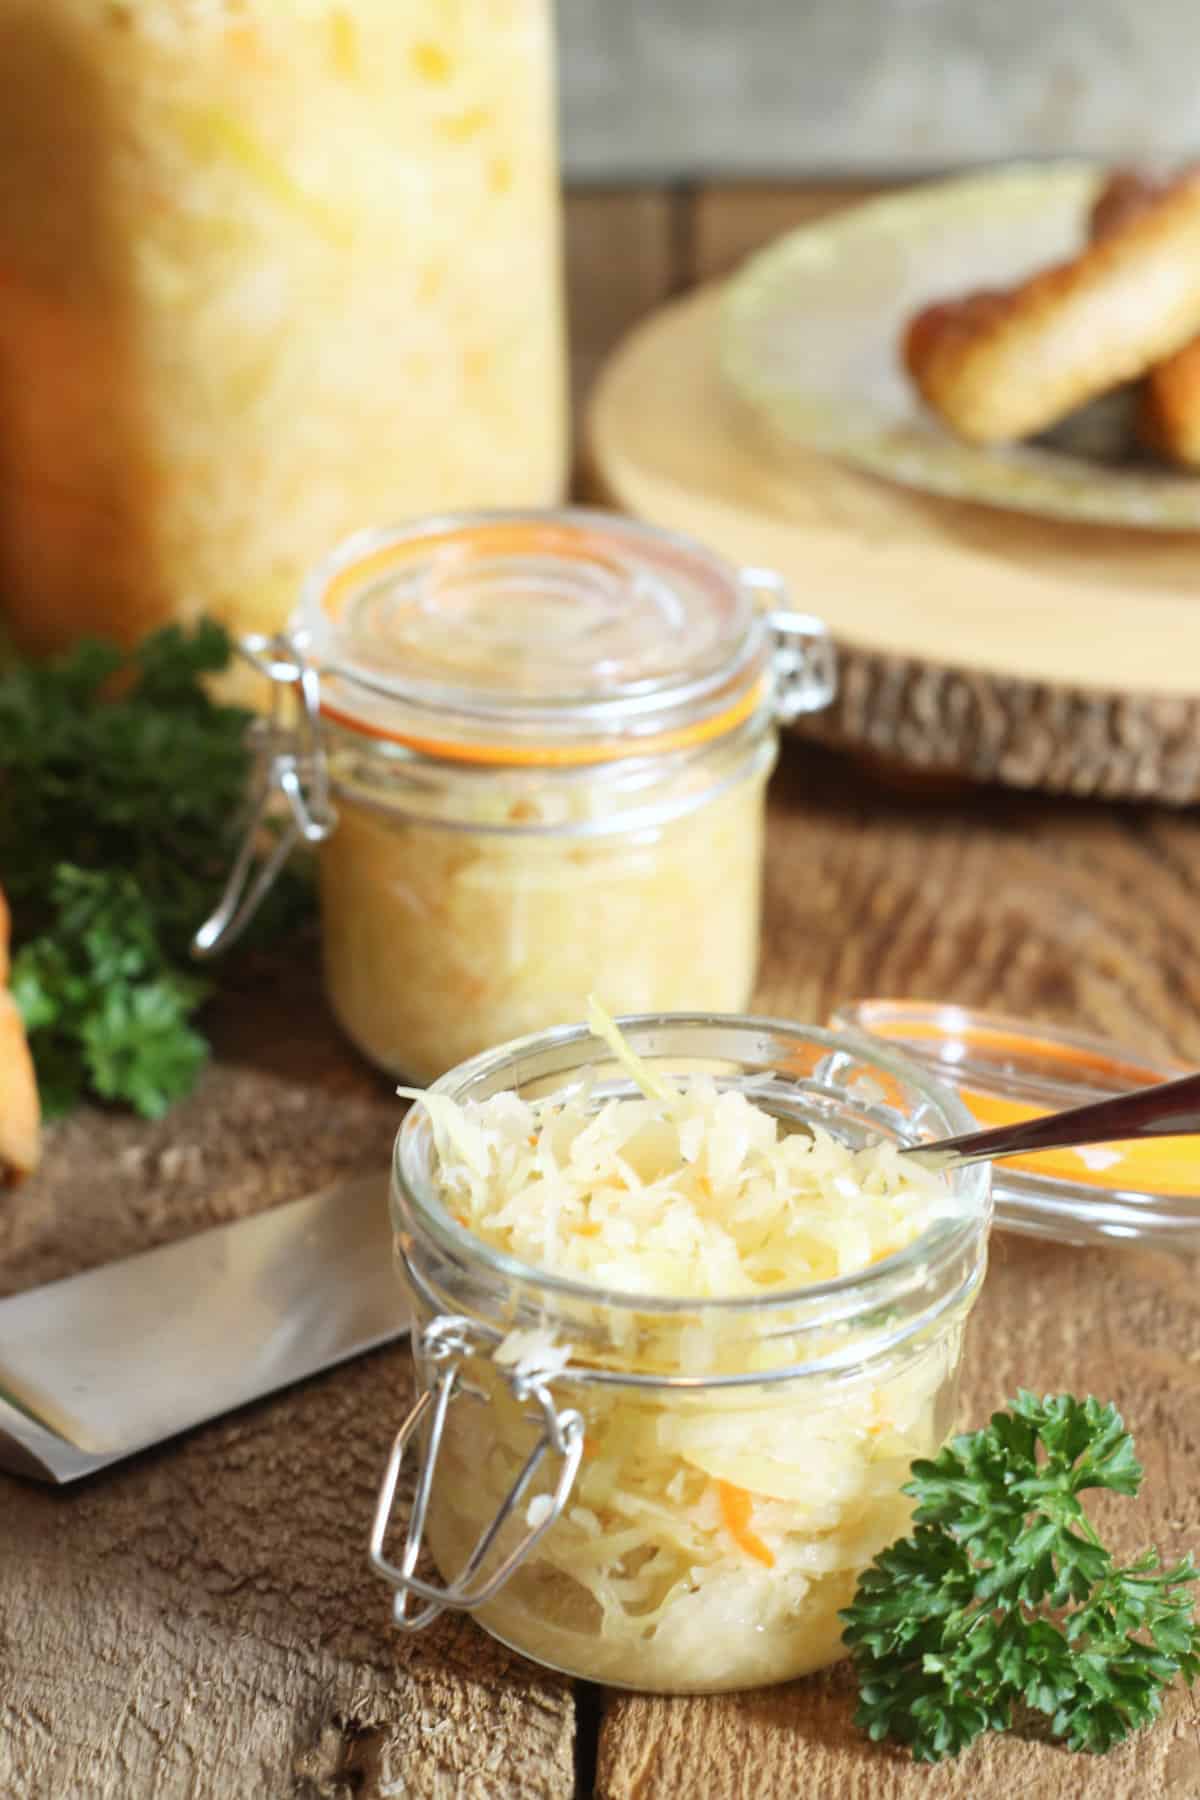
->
[0,1169,408,1485]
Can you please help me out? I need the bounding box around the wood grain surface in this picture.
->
[0,956,577,1800]
[586,277,1200,800]
[3,188,1200,1800]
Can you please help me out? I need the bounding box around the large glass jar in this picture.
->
[0,3,566,660]
[196,510,836,1083]
[370,1016,993,1693]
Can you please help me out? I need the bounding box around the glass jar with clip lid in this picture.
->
[368,1013,992,1692]
[195,508,836,1083]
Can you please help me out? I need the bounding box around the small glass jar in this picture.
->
[370,1015,992,1694]
[196,510,835,1083]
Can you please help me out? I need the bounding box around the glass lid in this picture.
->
[830,999,1199,1250]
[293,509,771,765]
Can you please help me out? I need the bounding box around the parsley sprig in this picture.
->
[1,623,312,1118]
[11,866,211,1120]
[841,1392,1199,1762]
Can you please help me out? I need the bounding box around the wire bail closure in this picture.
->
[368,1315,585,1631]
[191,635,337,959]
[739,566,838,723]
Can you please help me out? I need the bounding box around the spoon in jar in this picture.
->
[899,1069,1200,1172]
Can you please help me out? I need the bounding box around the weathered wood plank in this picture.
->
[0,961,577,1800]
[757,748,1200,1055]
[595,745,1200,1798]
[2,1353,576,1800]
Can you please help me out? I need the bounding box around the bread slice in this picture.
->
[903,170,1200,444]
[1138,340,1200,465]
[1089,168,1200,467]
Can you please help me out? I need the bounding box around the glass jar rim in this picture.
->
[294,509,775,766]
[393,1011,992,1324]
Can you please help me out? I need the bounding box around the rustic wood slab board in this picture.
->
[587,282,1200,803]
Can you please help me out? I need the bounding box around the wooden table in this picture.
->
[4,187,1200,1800]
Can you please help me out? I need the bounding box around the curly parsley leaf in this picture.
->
[840,1392,1199,1763]
[2,623,313,1117]
[12,867,210,1120]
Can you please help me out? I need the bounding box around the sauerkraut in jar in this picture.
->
[196,510,836,1083]
[0,2,565,662]
[372,1013,992,1693]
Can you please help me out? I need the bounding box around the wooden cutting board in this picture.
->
[587,282,1200,803]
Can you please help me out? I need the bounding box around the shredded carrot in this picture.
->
[527,1133,539,1148]
[715,1479,775,1568]
[582,1435,598,1459]
[574,1221,601,1238]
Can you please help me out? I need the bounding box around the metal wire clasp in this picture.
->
[192,635,338,958]
[740,566,838,723]
[368,1315,585,1631]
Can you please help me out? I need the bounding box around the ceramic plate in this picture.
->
[721,162,1200,531]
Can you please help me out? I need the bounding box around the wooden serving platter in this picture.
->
[587,283,1200,803]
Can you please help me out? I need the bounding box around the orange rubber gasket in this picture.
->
[318,674,766,766]
[863,1013,1197,1196]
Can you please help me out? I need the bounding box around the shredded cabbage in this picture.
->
[408,1010,973,1691]
[0,1,564,671]
[321,761,768,1083]
[585,995,679,1109]
[405,1001,948,1298]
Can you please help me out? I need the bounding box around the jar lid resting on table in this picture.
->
[832,999,1200,1250]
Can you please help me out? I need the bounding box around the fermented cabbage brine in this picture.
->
[371,1014,993,1693]
[0,2,565,661]
[196,510,836,1082]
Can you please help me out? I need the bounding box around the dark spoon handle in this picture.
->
[903,1069,1200,1169]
